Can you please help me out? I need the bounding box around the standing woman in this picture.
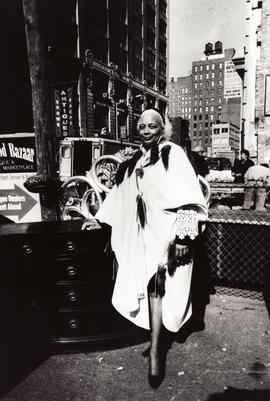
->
[95,109,208,388]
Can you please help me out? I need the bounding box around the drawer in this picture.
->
[3,235,52,266]
[55,282,113,310]
[53,307,132,338]
[54,256,112,283]
[55,231,108,257]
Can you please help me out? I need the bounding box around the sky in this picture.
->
[169,0,247,79]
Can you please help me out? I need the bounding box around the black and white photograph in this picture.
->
[0,0,270,400]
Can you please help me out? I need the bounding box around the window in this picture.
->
[221,127,228,133]
[194,66,198,72]
[206,73,209,79]
[194,107,197,112]
[210,114,214,120]
[194,75,198,81]
[206,64,209,71]
[219,62,223,69]
[218,80,222,85]
[194,115,197,120]
[199,82,203,88]
[199,99,202,105]
[205,122,208,128]
[218,105,222,110]
[194,91,198,97]
[189,88,191,93]
[206,90,209,96]
[218,97,222,104]
[185,88,188,93]
[219,71,223,78]
[211,64,215,70]
[205,81,209,88]
[218,88,222,94]
[199,107,202,113]
[211,97,214,103]
[214,128,219,134]
[210,106,214,111]
[205,114,208,120]
[205,106,209,112]
[194,123,197,128]
[199,74,203,80]
[199,90,202,96]
[199,123,202,130]
[211,72,215,78]
[211,81,215,87]
[199,65,203,71]
[199,115,202,120]
[194,99,198,105]
[195,83,198,88]
[211,89,215,95]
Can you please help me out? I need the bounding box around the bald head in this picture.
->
[137,109,164,149]
[138,109,164,129]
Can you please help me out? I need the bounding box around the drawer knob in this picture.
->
[65,241,77,252]
[65,265,78,276]
[21,244,33,255]
[67,318,79,329]
[67,290,78,302]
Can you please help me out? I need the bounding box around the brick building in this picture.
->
[0,0,168,143]
[169,42,242,157]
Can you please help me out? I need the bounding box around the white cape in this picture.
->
[96,142,207,332]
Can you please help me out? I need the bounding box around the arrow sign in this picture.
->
[0,183,37,221]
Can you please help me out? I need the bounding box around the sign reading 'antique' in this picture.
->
[54,86,75,137]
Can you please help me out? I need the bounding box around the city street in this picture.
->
[1,291,269,401]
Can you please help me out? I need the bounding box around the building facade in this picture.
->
[0,0,168,143]
[169,42,242,158]
[168,76,192,120]
[212,122,240,159]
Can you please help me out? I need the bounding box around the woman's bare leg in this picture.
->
[149,293,162,376]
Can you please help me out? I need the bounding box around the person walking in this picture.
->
[94,109,208,388]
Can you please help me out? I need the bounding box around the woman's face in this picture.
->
[138,110,164,149]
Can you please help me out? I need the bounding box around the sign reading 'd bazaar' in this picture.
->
[0,135,36,173]
[54,85,76,137]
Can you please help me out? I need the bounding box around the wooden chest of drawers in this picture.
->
[0,220,145,396]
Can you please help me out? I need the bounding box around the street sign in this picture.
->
[0,173,41,223]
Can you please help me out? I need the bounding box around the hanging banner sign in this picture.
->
[0,134,36,173]
[54,84,77,137]
[224,60,242,99]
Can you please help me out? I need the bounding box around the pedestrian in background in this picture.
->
[232,149,254,183]
[243,163,270,210]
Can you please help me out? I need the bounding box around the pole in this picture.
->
[22,0,59,221]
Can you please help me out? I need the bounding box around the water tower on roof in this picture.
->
[204,42,213,56]
[215,41,223,54]
[204,41,223,56]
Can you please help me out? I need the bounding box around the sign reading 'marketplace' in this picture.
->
[0,134,36,173]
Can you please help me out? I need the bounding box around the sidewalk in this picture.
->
[1,293,270,401]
